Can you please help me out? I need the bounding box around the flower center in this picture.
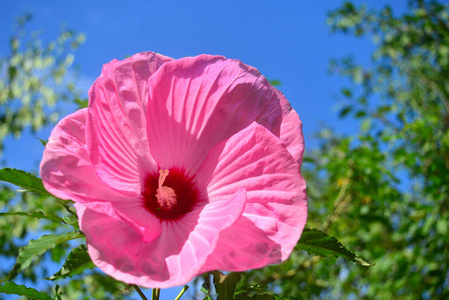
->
[156,169,177,209]
[142,167,201,220]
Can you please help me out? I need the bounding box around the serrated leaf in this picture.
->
[0,211,65,224]
[56,199,78,217]
[62,215,79,228]
[0,168,52,196]
[212,271,241,300]
[4,231,84,282]
[49,244,95,280]
[0,281,53,300]
[296,228,372,266]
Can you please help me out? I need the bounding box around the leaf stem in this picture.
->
[174,285,189,300]
[152,288,160,300]
[133,285,148,300]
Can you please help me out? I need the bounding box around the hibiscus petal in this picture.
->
[77,189,246,288]
[87,52,172,195]
[146,54,280,173]
[257,89,305,165]
[41,109,126,203]
[195,122,307,272]
[40,109,161,240]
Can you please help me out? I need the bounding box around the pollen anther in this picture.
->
[156,169,177,209]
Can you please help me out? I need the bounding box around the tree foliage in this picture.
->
[0,16,131,300]
[0,14,85,150]
[241,1,449,298]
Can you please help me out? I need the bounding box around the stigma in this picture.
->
[156,169,177,209]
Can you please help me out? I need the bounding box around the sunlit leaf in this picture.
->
[0,211,64,224]
[4,231,84,281]
[49,245,95,280]
[0,281,53,300]
[61,215,79,228]
[0,168,51,196]
[296,228,372,266]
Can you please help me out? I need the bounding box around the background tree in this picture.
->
[241,0,449,298]
[0,14,85,148]
[0,16,134,299]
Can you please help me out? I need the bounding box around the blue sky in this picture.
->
[0,0,407,298]
[0,0,408,170]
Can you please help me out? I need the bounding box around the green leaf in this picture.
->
[211,271,241,300]
[61,215,80,228]
[74,97,89,109]
[269,79,281,86]
[49,244,95,280]
[270,296,292,300]
[235,284,292,300]
[201,283,213,300]
[0,168,52,196]
[0,211,65,224]
[0,206,78,230]
[4,231,84,281]
[54,284,63,300]
[36,137,48,146]
[0,281,53,300]
[296,228,372,266]
[235,295,274,300]
[355,110,367,118]
[56,199,78,217]
[339,106,353,118]
[341,88,352,98]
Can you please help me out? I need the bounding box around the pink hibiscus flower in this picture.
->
[40,52,307,288]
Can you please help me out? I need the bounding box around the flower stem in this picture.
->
[152,288,160,300]
[132,285,148,300]
[174,285,189,300]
